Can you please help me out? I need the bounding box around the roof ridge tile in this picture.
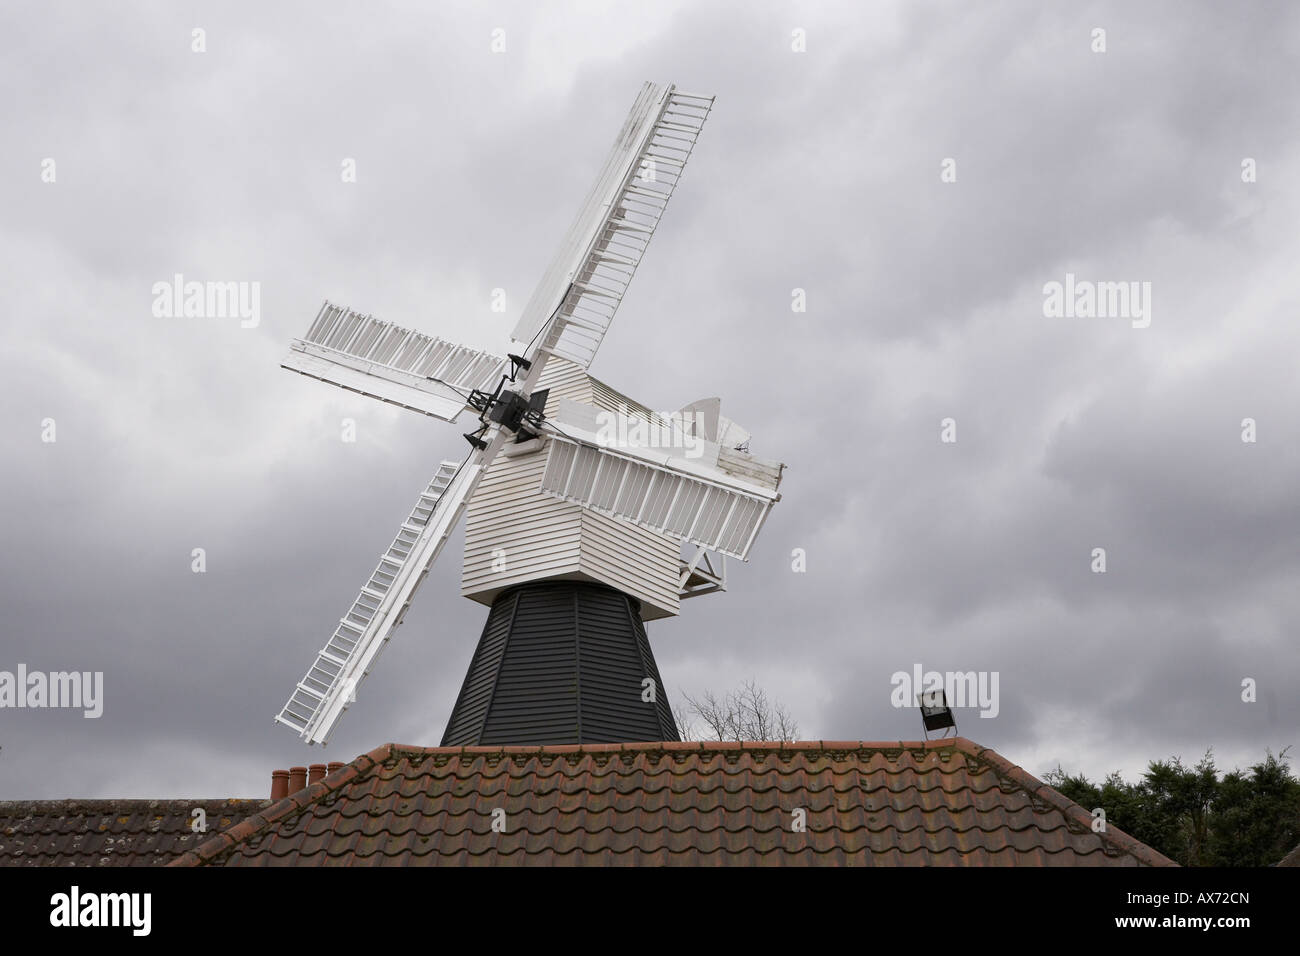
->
[168,743,393,867]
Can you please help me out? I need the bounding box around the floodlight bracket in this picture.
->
[507,353,532,379]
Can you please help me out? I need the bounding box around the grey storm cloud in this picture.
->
[0,0,1296,798]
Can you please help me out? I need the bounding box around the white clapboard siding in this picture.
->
[536,357,595,413]
[463,358,700,620]
[588,376,666,429]
[461,441,582,589]
[461,441,680,620]
[577,507,681,613]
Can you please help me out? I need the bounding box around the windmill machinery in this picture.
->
[275,82,786,747]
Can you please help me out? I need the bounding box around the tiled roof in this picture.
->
[0,799,269,867]
[172,737,1176,866]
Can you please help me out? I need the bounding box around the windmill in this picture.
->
[275,82,786,747]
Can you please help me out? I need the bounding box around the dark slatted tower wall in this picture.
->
[441,581,679,746]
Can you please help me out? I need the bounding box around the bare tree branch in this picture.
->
[676,680,799,742]
[671,701,697,742]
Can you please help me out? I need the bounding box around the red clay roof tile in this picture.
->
[167,737,1174,867]
[0,799,269,867]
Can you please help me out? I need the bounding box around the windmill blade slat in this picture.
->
[284,301,507,423]
[538,435,775,561]
[511,83,714,369]
[275,459,476,745]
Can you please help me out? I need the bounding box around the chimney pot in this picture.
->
[327,761,344,774]
[308,763,327,785]
[271,769,290,801]
[288,766,308,793]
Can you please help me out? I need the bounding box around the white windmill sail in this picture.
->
[284,301,508,422]
[511,82,715,368]
[276,458,481,745]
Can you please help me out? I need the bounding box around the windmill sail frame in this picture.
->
[283,302,507,423]
[275,459,478,745]
[512,83,715,369]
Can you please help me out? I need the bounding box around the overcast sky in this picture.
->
[2,0,1297,800]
